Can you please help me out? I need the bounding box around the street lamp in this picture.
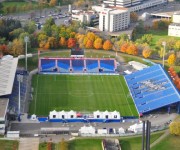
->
[162,41,166,68]
[17,74,23,121]
[24,36,29,71]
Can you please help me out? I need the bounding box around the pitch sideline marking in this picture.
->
[118,76,133,116]
[34,75,39,114]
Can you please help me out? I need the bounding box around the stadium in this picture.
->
[26,47,180,123]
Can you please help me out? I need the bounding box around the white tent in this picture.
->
[102,110,110,119]
[97,129,108,134]
[124,70,132,74]
[93,110,103,119]
[128,123,143,133]
[59,110,68,119]
[128,61,148,71]
[119,127,125,134]
[67,110,76,119]
[111,111,120,119]
[49,110,58,119]
[79,126,96,134]
[31,114,37,120]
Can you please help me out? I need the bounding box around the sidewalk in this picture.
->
[19,138,39,150]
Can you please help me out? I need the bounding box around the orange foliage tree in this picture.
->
[67,38,76,48]
[59,37,67,47]
[126,43,138,55]
[120,42,129,53]
[103,40,112,50]
[85,39,93,49]
[142,47,152,58]
[94,38,103,49]
[167,53,176,65]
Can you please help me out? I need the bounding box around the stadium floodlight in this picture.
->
[162,41,166,68]
[24,36,29,71]
[17,74,23,121]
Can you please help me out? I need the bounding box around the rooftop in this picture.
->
[0,56,18,96]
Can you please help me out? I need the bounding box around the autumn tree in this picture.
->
[49,0,57,6]
[167,53,176,65]
[169,122,180,136]
[60,138,68,150]
[126,43,138,55]
[9,39,24,56]
[103,40,112,50]
[59,37,67,47]
[174,40,180,51]
[142,47,152,58]
[120,42,129,53]
[94,38,103,49]
[85,39,93,49]
[47,37,57,49]
[130,12,138,22]
[67,38,76,48]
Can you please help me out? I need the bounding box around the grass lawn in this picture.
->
[30,75,138,117]
[151,134,180,150]
[0,140,19,150]
[120,132,163,150]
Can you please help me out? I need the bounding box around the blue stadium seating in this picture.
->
[57,59,70,72]
[72,59,84,71]
[86,59,98,72]
[100,60,115,72]
[41,59,55,71]
[125,64,180,114]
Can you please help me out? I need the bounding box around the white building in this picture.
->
[0,98,9,135]
[103,0,167,10]
[95,6,130,32]
[71,10,99,26]
[93,110,121,119]
[168,13,180,37]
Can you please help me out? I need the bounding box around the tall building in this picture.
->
[103,0,143,7]
[97,6,130,32]
[168,13,180,37]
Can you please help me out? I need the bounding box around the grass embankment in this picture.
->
[0,140,19,150]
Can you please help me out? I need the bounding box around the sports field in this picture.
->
[29,75,138,117]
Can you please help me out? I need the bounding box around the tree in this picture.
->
[120,42,129,53]
[126,43,138,55]
[9,39,24,56]
[94,38,103,49]
[130,12,138,22]
[85,39,93,49]
[60,138,68,150]
[24,21,36,34]
[142,47,152,58]
[47,37,57,49]
[9,28,24,39]
[167,53,176,65]
[44,42,50,49]
[59,37,67,47]
[141,34,153,44]
[103,40,112,50]
[174,40,180,51]
[169,122,180,136]
[49,0,57,6]
[67,38,76,48]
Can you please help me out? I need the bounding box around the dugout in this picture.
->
[71,44,84,58]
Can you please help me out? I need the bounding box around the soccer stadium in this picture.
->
[27,48,180,123]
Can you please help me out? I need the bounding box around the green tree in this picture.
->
[24,21,36,34]
[60,138,68,150]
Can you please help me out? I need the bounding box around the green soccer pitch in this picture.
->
[29,75,139,117]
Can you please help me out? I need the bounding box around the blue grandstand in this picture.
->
[72,59,84,72]
[100,60,115,72]
[41,59,56,71]
[125,64,180,114]
[86,59,99,73]
[57,59,70,73]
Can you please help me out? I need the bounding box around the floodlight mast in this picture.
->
[162,41,166,68]
[24,36,29,71]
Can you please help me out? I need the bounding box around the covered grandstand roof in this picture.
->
[0,56,18,96]
[125,64,180,114]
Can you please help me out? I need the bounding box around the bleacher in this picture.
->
[72,59,84,72]
[86,59,99,73]
[57,59,70,73]
[39,58,117,74]
[125,64,180,114]
[41,59,56,71]
[100,60,115,72]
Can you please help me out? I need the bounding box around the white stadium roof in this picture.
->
[0,55,18,96]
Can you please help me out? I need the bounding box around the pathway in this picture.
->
[19,138,39,150]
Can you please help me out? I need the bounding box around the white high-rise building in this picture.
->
[98,6,130,32]
[168,13,180,37]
